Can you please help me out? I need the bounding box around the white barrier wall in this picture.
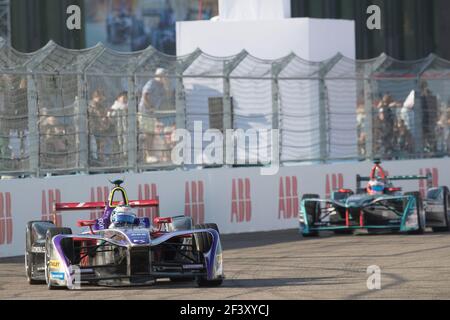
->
[0,158,449,257]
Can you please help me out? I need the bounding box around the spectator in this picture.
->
[377,93,402,112]
[420,81,439,153]
[400,90,415,145]
[145,121,166,164]
[0,137,8,162]
[436,112,449,154]
[8,130,23,160]
[139,68,175,115]
[0,75,29,164]
[138,68,176,164]
[374,94,397,157]
[88,89,110,163]
[358,131,367,158]
[356,103,366,157]
[0,76,8,161]
[108,91,128,154]
[39,116,67,167]
[162,124,177,163]
[394,119,413,155]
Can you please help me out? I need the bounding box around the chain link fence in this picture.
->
[1,40,450,177]
[0,1,10,45]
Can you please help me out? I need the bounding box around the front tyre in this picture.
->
[300,194,320,237]
[194,223,223,287]
[405,192,425,235]
[193,223,220,253]
[45,227,72,290]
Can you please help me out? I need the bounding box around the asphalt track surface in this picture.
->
[1,229,450,300]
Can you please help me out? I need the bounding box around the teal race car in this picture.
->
[299,161,450,236]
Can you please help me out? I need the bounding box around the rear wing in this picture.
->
[356,173,433,191]
[54,200,159,212]
[52,199,159,224]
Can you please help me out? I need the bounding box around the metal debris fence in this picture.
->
[1,40,450,177]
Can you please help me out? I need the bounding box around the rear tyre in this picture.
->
[45,228,73,290]
[432,187,450,233]
[193,223,223,287]
[405,192,425,235]
[25,250,42,284]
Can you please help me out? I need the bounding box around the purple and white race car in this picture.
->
[25,180,224,289]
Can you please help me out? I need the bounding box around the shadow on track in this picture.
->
[50,276,348,292]
[222,229,302,250]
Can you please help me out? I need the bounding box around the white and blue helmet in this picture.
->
[367,179,385,195]
[110,206,137,226]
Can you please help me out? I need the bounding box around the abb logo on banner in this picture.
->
[90,186,110,219]
[231,178,252,223]
[419,168,439,197]
[0,192,13,245]
[42,189,62,227]
[279,176,299,219]
[185,181,205,225]
[325,174,344,198]
[138,184,159,220]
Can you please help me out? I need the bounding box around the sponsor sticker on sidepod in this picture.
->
[50,272,65,280]
[49,260,60,268]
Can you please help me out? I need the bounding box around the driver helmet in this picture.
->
[367,179,385,195]
[110,205,137,227]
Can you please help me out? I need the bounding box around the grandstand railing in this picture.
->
[1,40,450,177]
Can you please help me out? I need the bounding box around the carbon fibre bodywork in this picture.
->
[45,225,223,288]
[299,162,450,236]
[25,181,224,289]
[299,193,423,235]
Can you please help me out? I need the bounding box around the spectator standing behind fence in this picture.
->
[139,68,175,115]
[138,68,176,164]
[420,81,439,154]
[152,121,167,163]
[436,112,449,154]
[39,116,67,167]
[356,102,366,157]
[393,119,413,155]
[374,94,399,157]
[108,91,128,157]
[88,90,110,163]
[0,76,8,162]
[400,90,415,142]
[0,75,29,165]
[163,124,177,163]
[447,110,450,154]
